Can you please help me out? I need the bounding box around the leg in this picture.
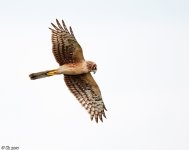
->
[46,70,58,76]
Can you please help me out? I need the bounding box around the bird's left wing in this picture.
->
[64,73,107,123]
[49,19,85,65]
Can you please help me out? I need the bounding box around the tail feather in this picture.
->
[29,70,55,80]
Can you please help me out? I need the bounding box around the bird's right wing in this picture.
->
[49,19,85,65]
[64,73,107,123]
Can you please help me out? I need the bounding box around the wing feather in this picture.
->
[64,73,107,123]
[50,19,84,65]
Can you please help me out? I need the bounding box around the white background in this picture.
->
[0,0,189,150]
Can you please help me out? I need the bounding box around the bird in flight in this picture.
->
[29,19,107,123]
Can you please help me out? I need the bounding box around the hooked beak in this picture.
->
[93,70,97,74]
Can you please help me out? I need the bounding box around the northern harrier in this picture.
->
[29,19,107,122]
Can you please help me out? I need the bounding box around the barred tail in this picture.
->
[29,69,56,80]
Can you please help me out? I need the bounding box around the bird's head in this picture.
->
[86,61,97,74]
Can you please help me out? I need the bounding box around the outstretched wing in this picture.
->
[49,19,85,65]
[64,73,107,123]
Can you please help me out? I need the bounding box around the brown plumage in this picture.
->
[49,19,84,65]
[29,19,107,123]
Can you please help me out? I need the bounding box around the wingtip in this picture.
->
[95,117,98,123]
[99,117,103,122]
[69,26,73,32]
[104,105,107,111]
[103,112,106,118]
[56,19,60,25]
[62,19,65,24]
[51,22,59,30]
[90,115,94,121]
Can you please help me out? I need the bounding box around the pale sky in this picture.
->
[0,0,189,150]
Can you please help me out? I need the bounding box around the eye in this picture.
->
[93,65,97,70]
